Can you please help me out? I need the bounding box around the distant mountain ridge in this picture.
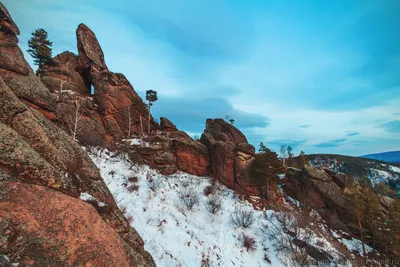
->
[361,151,400,164]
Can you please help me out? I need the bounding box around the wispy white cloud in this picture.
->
[4,0,400,156]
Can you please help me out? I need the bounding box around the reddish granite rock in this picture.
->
[0,4,55,115]
[171,139,210,176]
[283,166,359,235]
[200,120,259,197]
[204,118,247,144]
[39,51,88,94]
[35,23,157,144]
[0,182,132,266]
[0,3,19,35]
[76,23,107,72]
[75,24,157,138]
[0,4,155,266]
[201,133,236,188]
[160,117,177,131]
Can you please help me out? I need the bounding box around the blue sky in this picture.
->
[5,0,400,156]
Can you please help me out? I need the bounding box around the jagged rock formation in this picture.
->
[200,119,263,197]
[283,165,392,253]
[0,3,155,266]
[38,24,156,146]
[120,121,210,177]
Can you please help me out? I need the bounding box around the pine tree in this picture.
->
[249,142,284,200]
[299,150,306,168]
[387,199,400,258]
[27,28,54,68]
[145,90,157,135]
[286,146,293,166]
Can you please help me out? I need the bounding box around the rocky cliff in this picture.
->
[0,3,155,266]
[38,24,156,146]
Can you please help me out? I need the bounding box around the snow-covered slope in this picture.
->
[88,148,368,266]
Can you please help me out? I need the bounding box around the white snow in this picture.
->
[123,138,151,147]
[331,231,373,257]
[88,148,360,267]
[79,192,105,207]
[389,165,400,173]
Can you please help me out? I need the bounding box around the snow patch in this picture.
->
[88,148,357,266]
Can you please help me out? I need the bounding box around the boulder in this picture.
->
[332,172,354,189]
[283,165,362,239]
[171,139,210,176]
[76,23,107,72]
[0,3,19,35]
[39,51,88,94]
[0,6,55,116]
[0,182,132,266]
[200,120,261,197]
[160,117,177,132]
[204,118,247,144]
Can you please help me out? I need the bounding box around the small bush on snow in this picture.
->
[203,185,214,196]
[205,195,222,214]
[242,233,257,252]
[127,184,139,193]
[178,188,200,210]
[230,207,255,229]
[146,172,162,192]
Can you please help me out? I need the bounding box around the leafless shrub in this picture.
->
[203,185,214,196]
[230,207,255,228]
[263,252,271,263]
[127,215,134,224]
[66,98,84,141]
[146,172,162,192]
[263,210,314,266]
[205,195,222,214]
[181,179,191,188]
[242,233,257,252]
[120,205,128,215]
[128,176,138,183]
[127,184,139,193]
[178,188,200,210]
[201,252,211,267]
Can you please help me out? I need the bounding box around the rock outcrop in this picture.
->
[200,119,264,197]
[283,165,366,240]
[0,3,155,266]
[37,23,157,146]
[121,119,210,177]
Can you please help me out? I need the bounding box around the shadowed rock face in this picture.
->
[283,166,374,243]
[39,51,88,94]
[0,3,155,266]
[200,119,266,198]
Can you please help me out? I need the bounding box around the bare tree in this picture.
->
[126,106,132,138]
[205,195,222,214]
[262,210,315,266]
[139,111,144,137]
[60,78,66,93]
[178,188,200,210]
[67,98,84,141]
[230,207,255,228]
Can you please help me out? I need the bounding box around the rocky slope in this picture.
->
[0,3,154,266]
[0,1,398,265]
